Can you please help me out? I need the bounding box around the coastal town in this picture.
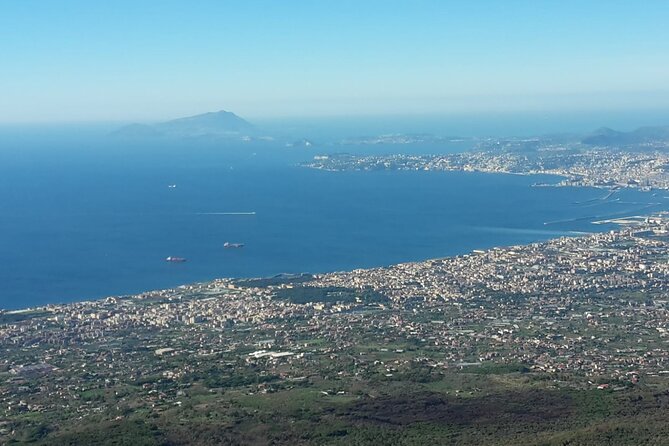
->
[304,148,669,190]
[2,214,669,442]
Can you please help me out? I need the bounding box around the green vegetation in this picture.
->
[234,274,314,288]
[274,286,388,305]
[0,311,50,324]
[10,374,669,445]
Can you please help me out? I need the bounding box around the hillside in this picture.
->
[582,125,669,147]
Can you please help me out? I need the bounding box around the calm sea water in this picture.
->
[0,138,666,309]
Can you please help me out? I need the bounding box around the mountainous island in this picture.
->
[112,110,258,139]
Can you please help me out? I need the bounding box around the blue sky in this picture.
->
[1,0,669,122]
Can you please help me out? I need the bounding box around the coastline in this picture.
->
[303,149,669,191]
[0,170,664,314]
[3,164,666,312]
[1,211,659,315]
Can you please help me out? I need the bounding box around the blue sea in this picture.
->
[0,131,667,310]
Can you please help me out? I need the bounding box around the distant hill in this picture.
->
[112,110,256,139]
[582,125,669,146]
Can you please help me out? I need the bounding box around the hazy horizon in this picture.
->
[2,108,669,141]
[2,0,669,124]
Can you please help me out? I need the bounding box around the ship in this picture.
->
[224,242,244,248]
[165,256,187,262]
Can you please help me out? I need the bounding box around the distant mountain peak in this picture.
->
[112,110,255,139]
[590,127,620,136]
[582,125,669,147]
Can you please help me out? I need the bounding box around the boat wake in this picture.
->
[196,212,257,216]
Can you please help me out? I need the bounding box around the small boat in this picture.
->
[165,256,187,262]
[168,184,177,188]
[224,242,244,248]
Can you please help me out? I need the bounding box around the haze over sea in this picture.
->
[2,115,669,310]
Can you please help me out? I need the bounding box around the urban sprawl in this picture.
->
[2,215,669,429]
[305,144,669,190]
